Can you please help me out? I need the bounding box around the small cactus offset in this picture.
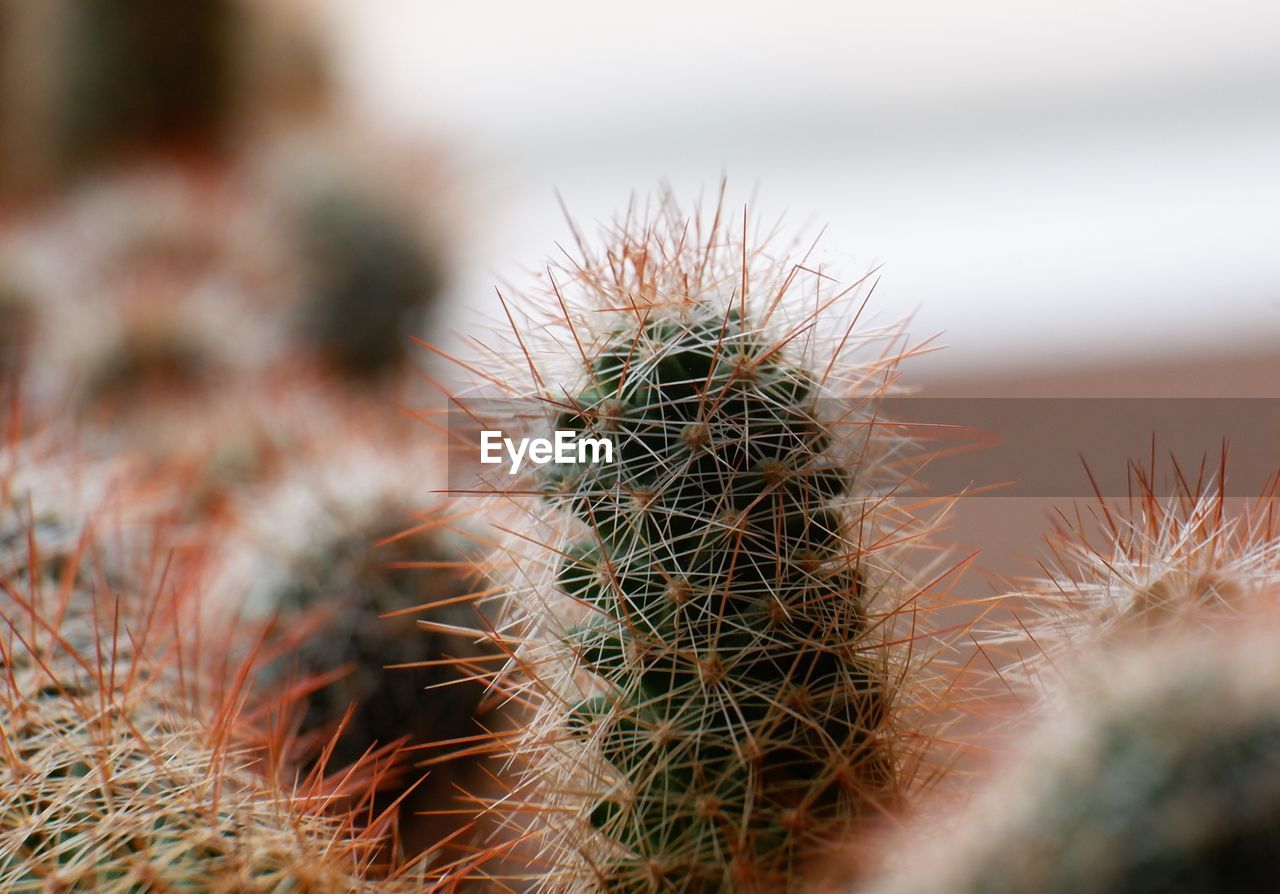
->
[450,189,960,891]
[857,622,1280,894]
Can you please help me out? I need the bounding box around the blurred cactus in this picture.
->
[294,186,445,379]
[217,449,493,802]
[1,436,417,892]
[81,318,217,410]
[0,432,126,593]
[1,169,290,421]
[56,0,240,168]
[859,625,1280,894]
[0,0,335,196]
[451,190,958,891]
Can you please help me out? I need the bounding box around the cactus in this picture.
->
[293,185,445,380]
[217,448,491,781]
[81,317,218,410]
[449,190,959,891]
[992,464,1280,690]
[858,623,1280,894]
[1,436,421,892]
[2,168,290,414]
[0,617,393,892]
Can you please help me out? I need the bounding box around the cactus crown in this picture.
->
[992,464,1280,691]
[454,189,955,892]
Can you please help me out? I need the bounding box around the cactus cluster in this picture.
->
[859,623,1280,894]
[452,193,959,891]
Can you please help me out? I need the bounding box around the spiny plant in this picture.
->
[217,447,492,784]
[2,168,289,416]
[293,184,445,380]
[857,621,1280,894]
[991,458,1280,691]
[1,435,421,892]
[441,188,964,891]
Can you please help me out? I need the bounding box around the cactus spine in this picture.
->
[455,190,955,891]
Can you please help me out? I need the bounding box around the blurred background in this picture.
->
[323,0,1280,585]
[317,0,1280,383]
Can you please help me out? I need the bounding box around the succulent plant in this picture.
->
[858,623,1280,894]
[991,463,1280,692]
[0,436,420,892]
[0,623,392,892]
[1,168,289,412]
[293,185,445,379]
[448,190,960,891]
[216,448,494,803]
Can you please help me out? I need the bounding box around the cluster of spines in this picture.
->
[993,459,1280,691]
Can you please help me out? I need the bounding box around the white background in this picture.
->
[321,1,1280,379]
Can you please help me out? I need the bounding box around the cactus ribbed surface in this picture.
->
[550,305,899,892]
